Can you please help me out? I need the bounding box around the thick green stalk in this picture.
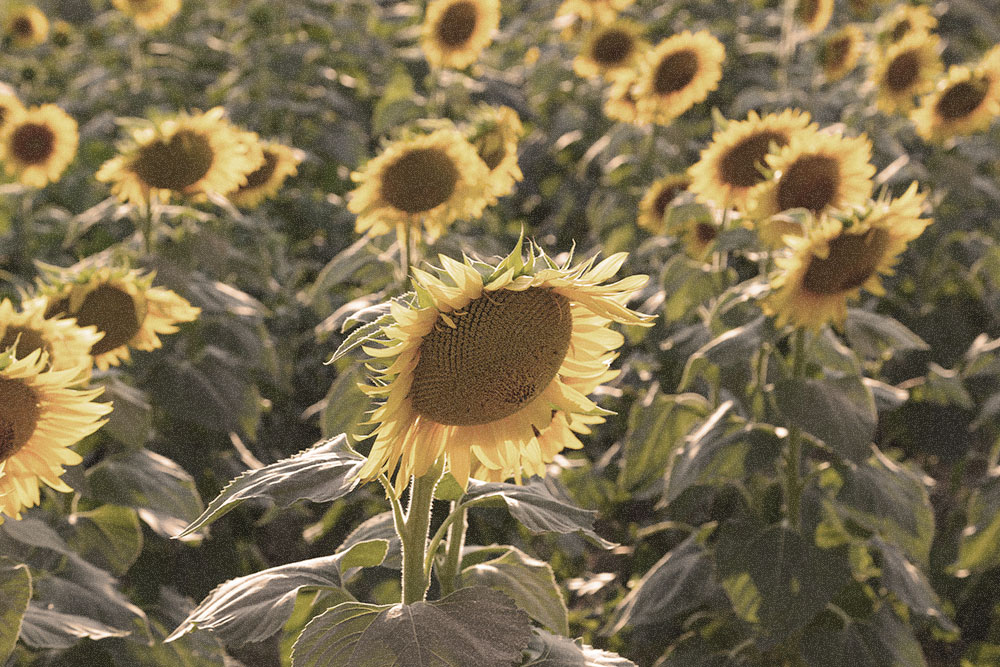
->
[436,504,467,597]
[784,328,808,532]
[400,464,441,605]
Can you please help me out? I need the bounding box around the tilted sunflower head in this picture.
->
[688,108,816,212]
[0,348,112,523]
[637,173,691,234]
[343,239,655,494]
[465,105,525,204]
[819,25,865,82]
[5,5,48,48]
[112,0,181,30]
[36,266,200,371]
[229,140,302,209]
[634,30,726,126]
[348,127,491,241]
[0,104,78,188]
[0,298,101,380]
[793,0,834,34]
[765,182,931,330]
[871,32,942,114]
[421,0,500,70]
[573,20,645,81]
[911,53,1000,142]
[879,4,937,45]
[604,71,641,124]
[555,0,636,25]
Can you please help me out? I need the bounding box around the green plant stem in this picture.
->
[400,464,441,605]
[436,504,467,597]
[397,222,412,288]
[784,327,808,532]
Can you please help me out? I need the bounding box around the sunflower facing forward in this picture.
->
[637,173,691,233]
[0,104,78,188]
[765,183,931,330]
[351,240,654,493]
[112,0,181,30]
[37,267,200,371]
[96,107,264,210]
[871,32,942,114]
[421,0,500,70]
[911,53,1000,142]
[573,21,645,81]
[688,109,816,212]
[0,349,112,523]
[0,298,101,377]
[633,31,725,125]
[5,5,48,48]
[229,140,302,209]
[348,127,491,241]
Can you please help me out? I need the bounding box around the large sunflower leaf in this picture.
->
[291,587,532,667]
[952,472,1000,574]
[175,434,364,539]
[18,605,130,649]
[870,537,956,632]
[844,308,929,360]
[773,374,876,462]
[0,558,31,662]
[800,606,926,667]
[520,629,636,666]
[66,505,144,576]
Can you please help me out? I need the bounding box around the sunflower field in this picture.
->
[2,0,1000,665]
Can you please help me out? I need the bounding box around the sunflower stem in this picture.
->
[400,462,442,605]
[784,327,808,532]
[397,222,411,288]
[437,503,467,597]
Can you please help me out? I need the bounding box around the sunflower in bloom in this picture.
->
[871,32,942,114]
[348,128,491,242]
[679,218,721,261]
[911,54,1000,142]
[573,21,645,81]
[229,140,302,209]
[353,240,654,493]
[0,91,26,132]
[556,0,635,25]
[37,267,200,372]
[421,0,500,70]
[637,173,691,234]
[794,0,834,35]
[0,104,78,188]
[819,25,865,82]
[0,298,101,378]
[633,31,725,126]
[96,107,264,210]
[765,183,931,330]
[0,349,112,523]
[746,129,876,222]
[5,5,48,48]
[688,109,816,212]
[879,4,936,45]
[112,0,181,30]
[603,71,640,124]
[465,105,525,205]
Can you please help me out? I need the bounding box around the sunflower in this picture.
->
[421,0,500,70]
[0,91,25,132]
[871,32,942,114]
[746,129,875,220]
[688,109,816,212]
[96,107,264,210]
[911,56,1000,142]
[556,0,635,25]
[879,4,936,45]
[348,127,491,242]
[38,267,200,372]
[573,21,645,81]
[466,105,525,204]
[680,219,720,260]
[794,0,834,34]
[0,298,101,377]
[5,5,48,48]
[354,240,654,493]
[0,349,112,523]
[603,71,641,124]
[112,0,180,30]
[229,140,302,209]
[0,104,78,188]
[637,173,691,233]
[633,31,725,126]
[819,25,865,82]
[765,183,931,330]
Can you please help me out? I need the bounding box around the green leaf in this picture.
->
[773,375,876,461]
[327,312,395,364]
[801,606,926,667]
[844,309,929,360]
[870,537,957,632]
[318,363,371,440]
[619,392,711,492]
[18,605,130,649]
[97,376,152,449]
[291,587,533,667]
[0,558,31,662]
[165,542,381,646]
[952,472,1000,574]
[176,434,364,539]
[337,512,401,570]
[459,546,569,635]
[463,478,614,548]
[87,449,205,541]
[680,316,767,389]
[67,505,144,576]
[520,629,636,666]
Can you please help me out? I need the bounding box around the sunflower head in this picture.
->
[36,266,200,371]
[573,20,645,80]
[348,127,491,241]
[0,104,78,188]
[637,173,691,233]
[111,0,181,30]
[633,30,726,125]
[348,238,654,494]
[871,32,942,114]
[911,58,1000,142]
[555,0,635,25]
[603,71,641,124]
[465,105,525,204]
[765,183,931,330]
[0,348,112,523]
[421,0,500,70]
[229,140,302,209]
[5,5,48,47]
[0,91,26,132]
[819,25,865,82]
[0,298,101,379]
[879,4,937,45]
[793,0,834,34]
[681,219,720,260]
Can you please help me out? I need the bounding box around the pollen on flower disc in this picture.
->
[0,378,40,462]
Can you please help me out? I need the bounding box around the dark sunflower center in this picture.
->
[410,287,573,426]
[591,29,634,67]
[474,130,506,171]
[776,154,840,213]
[241,150,278,190]
[652,183,685,219]
[884,50,921,93]
[11,16,34,38]
[802,228,891,295]
[795,0,820,23]
[719,130,789,188]
[48,285,142,356]
[934,79,989,121]
[0,326,51,359]
[380,147,459,214]
[435,1,478,49]
[10,123,55,165]
[823,36,851,70]
[694,222,718,244]
[0,378,40,463]
[890,19,911,43]
[653,49,699,95]
[130,129,215,191]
